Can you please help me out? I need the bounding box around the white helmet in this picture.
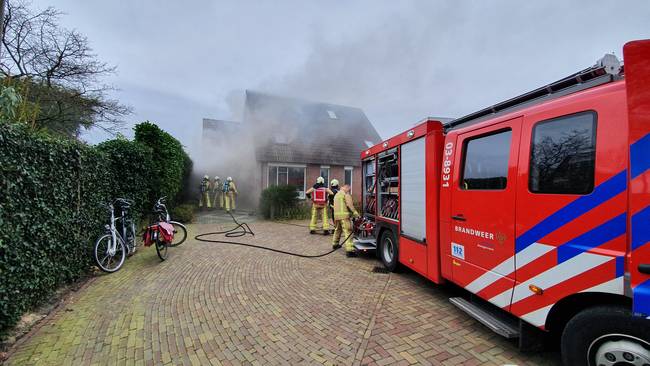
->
[227,176,233,181]
[214,176,220,180]
[203,175,209,179]
[330,179,339,187]
[316,176,325,184]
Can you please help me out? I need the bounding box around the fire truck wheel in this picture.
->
[379,230,399,272]
[561,305,650,366]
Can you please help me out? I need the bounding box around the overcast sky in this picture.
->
[45,0,650,157]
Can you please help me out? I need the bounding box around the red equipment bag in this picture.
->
[143,223,174,246]
[311,188,327,205]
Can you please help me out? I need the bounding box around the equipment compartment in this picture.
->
[363,158,377,216]
[378,148,399,220]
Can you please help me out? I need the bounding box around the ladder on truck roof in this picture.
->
[444,54,623,132]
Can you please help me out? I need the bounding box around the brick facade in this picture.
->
[262,162,362,204]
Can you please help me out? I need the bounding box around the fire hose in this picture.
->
[194,211,356,258]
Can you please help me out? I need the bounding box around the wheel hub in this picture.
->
[590,335,650,366]
[383,237,394,262]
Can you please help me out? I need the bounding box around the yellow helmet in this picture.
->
[316,176,325,184]
[330,179,339,187]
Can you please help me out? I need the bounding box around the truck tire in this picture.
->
[561,305,650,366]
[379,230,399,272]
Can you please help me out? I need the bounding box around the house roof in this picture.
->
[243,90,381,166]
[202,119,241,135]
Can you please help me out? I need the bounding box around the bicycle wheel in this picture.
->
[155,239,168,261]
[169,221,187,247]
[94,234,126,273]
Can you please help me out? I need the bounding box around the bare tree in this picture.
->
[0,0,130,136]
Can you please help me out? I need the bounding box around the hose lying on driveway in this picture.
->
[194,211,352,258]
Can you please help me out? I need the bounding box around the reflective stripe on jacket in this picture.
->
[333,191,358,220]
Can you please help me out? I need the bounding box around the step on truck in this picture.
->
[355,39,650,365]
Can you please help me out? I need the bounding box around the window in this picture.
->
[320,166,330,185]
[530,112,596,194]
[268,166,277,186]
[273,134,289,144]
[344,167,353,190]
[461,130,512,190]
[268,164,306,198]
[278,166,288,186]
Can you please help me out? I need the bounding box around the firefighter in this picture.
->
[332,183,360,257]
[305,177,334,235]
[213,176,224,209]
[223,176,238,212]
[329,179,340,220]
[199,175,212,210]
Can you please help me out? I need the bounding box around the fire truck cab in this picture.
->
[357,40,650,365]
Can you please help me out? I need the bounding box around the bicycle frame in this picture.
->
[107,205,125,255]
[119,207,133,245]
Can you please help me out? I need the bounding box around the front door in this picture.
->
[450,117,521,310]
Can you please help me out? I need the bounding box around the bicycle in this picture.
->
[153,197,187,247]
[94,198,137,273]
[144,220,172,261]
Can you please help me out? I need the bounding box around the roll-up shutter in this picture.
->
[400,137,426,241]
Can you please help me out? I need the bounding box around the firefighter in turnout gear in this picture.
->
[223,176,238,212]
[213,176,224,209]
[199,175,212,210]
[332,184,359,256]
[306,177,334,235]
[329,179,340,222]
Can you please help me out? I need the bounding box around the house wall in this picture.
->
[260,162,362,208]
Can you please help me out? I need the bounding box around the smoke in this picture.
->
[190,0,649,207]
[252,0,649,138]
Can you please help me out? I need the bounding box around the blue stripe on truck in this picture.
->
[631,133,650,179]
[515,171,627,253]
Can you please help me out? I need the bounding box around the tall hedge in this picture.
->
[95,138,154,216]
[0,121,190,335]
[134,121,191,205]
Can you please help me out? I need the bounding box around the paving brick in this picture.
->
[5,212,560,365]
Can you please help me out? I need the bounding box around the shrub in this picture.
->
[259,185,300,219]
[0,123,104,335]
[95,138,153,219]
[275,202,311,220]
[134,121,191,206]
[0,120,190,336]
[171,204,195,223]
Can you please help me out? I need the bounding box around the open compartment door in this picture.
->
[624,39,650,317]
[399,137,427,274]
[401,137,426,242]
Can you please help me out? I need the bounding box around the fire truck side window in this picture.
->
[529,111,596,194]
[461,130,512,190]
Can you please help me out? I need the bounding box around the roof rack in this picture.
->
[444,54,623,132]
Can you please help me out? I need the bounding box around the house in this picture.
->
[201,90,381,207]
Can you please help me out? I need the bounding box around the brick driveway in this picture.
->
[6,212,559,365]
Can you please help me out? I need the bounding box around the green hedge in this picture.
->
[0,121,190,335]
[259,185,301,219]
[96,138,154,216]
[134,122,192,205]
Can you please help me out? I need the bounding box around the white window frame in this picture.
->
[320,165,330,185]
[344,166,353,192]
[267,163,307,199]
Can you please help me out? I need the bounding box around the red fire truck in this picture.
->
[355,40,650,365]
